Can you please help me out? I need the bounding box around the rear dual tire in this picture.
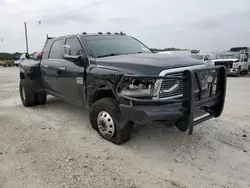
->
[19,79,47,107]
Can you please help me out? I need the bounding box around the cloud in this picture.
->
[0,0,250,52]
[109,17,138,25]
[187,18,221,30]
[42,11,95,25]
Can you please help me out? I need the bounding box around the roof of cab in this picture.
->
[47,32,128,40]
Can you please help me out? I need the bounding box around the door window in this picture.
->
[65,37,83,56]
[49,39,64,59]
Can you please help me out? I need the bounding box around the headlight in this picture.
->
[233,62,239,68]
[120,78,154,98]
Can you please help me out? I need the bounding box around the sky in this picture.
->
[0,0,250,53]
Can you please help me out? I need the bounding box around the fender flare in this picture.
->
[19,68,45,94]
[87,80,118,106]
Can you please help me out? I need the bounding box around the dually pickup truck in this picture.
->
[19,32,227,144]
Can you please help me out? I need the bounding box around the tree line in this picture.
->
[150,48,200,53]
[0,52,23,60]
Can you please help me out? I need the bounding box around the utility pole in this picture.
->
[24,22,29,54]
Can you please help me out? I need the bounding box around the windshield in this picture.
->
[191,54,204,60]
[230,47,249,58]
[218,54,240,59]
[82,36,152,58]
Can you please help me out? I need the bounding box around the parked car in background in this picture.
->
[230,47,250,71]
[157,51,191,55]
[213,52,248,77]
[14,55,21,66]
[190,53,214,67]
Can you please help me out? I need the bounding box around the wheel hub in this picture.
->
[97,111,115,138]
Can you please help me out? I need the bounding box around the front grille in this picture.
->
[159,71,217,99]
[214,61,233,69]
[159,72,199,99]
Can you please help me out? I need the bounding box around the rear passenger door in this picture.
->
[41,38,65,96]
[57,37,86,104]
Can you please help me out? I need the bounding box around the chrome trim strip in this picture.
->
[158,90,200,101]
[153,64,206,100]
[160,80,179,93]
[159,64,206,76]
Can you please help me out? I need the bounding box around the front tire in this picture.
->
[35,93,47,105]
[236,67,241,77]
[90,98,133,145]
[19,79,36,107]
[245,68,249,75]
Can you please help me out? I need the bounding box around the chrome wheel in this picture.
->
[97,111,115,138]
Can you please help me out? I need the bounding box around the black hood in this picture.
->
[94,53,204,75]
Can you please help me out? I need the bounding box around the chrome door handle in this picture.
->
[43,65,49,68]
[59,67,66,70]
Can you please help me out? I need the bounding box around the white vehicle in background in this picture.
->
[157,51,191,55]
[190,53,214,67]
[213,52,248,77]
[14,59,21,66]
[230,47,250,71]
[16,53,30,66]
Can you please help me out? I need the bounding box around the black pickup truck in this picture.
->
[19,32,227,144]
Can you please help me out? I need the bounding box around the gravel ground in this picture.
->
[0,67,250,188]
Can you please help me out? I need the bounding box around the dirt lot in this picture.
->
[0,67,250,188]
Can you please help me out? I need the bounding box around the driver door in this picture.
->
[57,37,86,105]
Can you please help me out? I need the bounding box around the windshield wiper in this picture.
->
[133,51,151,54]
[97,51,148,58]
[97,53,120,58]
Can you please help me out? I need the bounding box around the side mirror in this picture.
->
[63,45,71,56]
[63,54,81,62]
[63,45,80,62]
[62,45,87,67]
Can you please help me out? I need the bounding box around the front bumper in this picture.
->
[227,68,239,75]
[116,66,226,134]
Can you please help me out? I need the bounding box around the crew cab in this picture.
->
[230,47,250,71]
[213,52,248,77]
[19,32,227,144]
